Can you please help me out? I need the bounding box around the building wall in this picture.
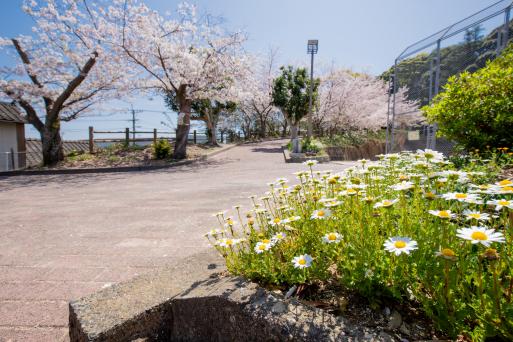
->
[0,121,20,171]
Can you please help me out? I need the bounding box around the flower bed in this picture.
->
[206,150,513,340]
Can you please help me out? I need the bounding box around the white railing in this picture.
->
[0,151,40,172]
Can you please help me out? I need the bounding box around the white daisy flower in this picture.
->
[218,238,243,248]
[383,237,418,256]
[488,199,513,211]
[496,179,513,188]
[390,181,414,191]
[373,199,398,209]
[204,229,226,237]
[292,254,313,269]
[254,241,272,254]
[303,160,318,166]
[435,247,457,261]
[322,232,342,244]
[338,188,359,196]
[456,226,505,247]
[428,210,456,219]
[268,217,283,226]
[441,192,480,203]
[311,208,332,220]
[286,215,302,222]
[463,210,490,221]
[272,232,287,243]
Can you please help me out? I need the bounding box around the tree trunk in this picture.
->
[206,118,219,146]
[290,122,299,140]
[41,119,64,166]
[259,116,266,138]
[174,93,192,160]
[281,120,288,137]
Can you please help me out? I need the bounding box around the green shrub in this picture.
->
[422,44,513,150]
[320,130,385,147]
[301,138,323,153]
[152,139,171,159]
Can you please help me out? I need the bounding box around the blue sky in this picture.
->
[0,0,500,140]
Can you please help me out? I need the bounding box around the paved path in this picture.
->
[0,140,355,341]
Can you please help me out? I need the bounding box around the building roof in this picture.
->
[0,102,26,124]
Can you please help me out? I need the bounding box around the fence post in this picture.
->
[125,128,130,146]
[220,131,224,143]
[88,126,94,154]
[193,130,197,144]
[9,148,15,170]
[238,131,241,141]
[153,128,157,145]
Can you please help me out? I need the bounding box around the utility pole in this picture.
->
[129,105,143,146]
[307,40,318,139]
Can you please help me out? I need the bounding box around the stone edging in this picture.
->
[282,146,330,163]
[0,143,239,177]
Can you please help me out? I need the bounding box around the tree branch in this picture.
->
[50,51,98,120]
[11,38,53,110]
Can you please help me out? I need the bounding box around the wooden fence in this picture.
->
[88,126,242,153]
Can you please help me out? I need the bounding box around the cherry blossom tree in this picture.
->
[0,0,128,165]
[106,1,248,159]
[316,68,419,134]
[237,49,280,138]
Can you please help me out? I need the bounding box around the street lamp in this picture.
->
[307,39,318,139]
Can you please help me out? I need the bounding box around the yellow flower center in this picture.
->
[425,192,435,199]
[262,239,271,244]
[469,213,481,219]
[258,244,266,250]
[394,241,407,249]
[399,175,408,181]
[499,200,510,206]
[317,210,325,217]
[225,239,233,245]
[328,233,337,241]
[479,185,490,189]
[441,248,455,257]
[347,189,357,194]
[227,219,234,225]
[438,211,450,218]
[498,180,512,186]
[383,201,392,206]
[502,186,513,192]
[298,258,306,265]
[274,218,281,224]
[455,193,467,199]
[471,231,488,241]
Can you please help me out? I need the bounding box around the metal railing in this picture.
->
[386,0,513,154]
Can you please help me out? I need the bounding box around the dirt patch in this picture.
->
[29,143,222,170]
[261,281,448,341]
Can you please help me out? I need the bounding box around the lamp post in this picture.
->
[307,39,318,139]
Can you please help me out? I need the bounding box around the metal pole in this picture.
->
[131,106,136,147]
[385,74,394,154]
[428,40,442,150]
[389,59,398,153]
[501,6,511,53]
[307,51,314,139]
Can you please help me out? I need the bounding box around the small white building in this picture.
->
[0,102,26,171]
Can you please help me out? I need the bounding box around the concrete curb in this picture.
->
[0,143,239,177]
[68,252,364,342]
